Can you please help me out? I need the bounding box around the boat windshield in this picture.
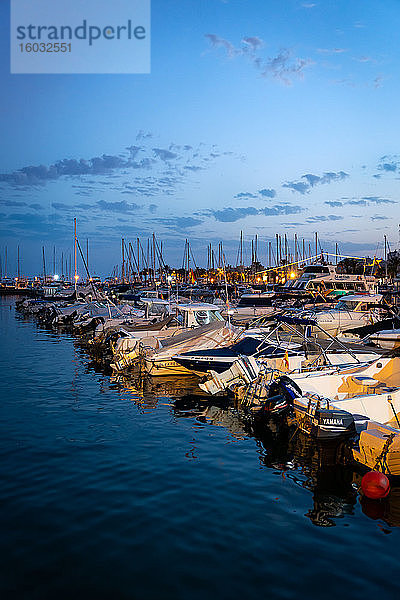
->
[193,310,224,326]
[335,300,360,311]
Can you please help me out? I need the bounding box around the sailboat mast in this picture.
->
[74,218,77,292]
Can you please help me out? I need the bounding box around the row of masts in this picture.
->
[1,227,396,283]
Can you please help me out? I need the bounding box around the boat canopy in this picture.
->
[275,315,318,326]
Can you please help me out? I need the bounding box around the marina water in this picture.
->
[1,295,400,599]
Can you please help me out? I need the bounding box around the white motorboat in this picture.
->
[300,294,389,336]
[367,329,400,350]
[111,303,227,371]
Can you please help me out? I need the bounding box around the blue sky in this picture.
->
[1,0,400,277]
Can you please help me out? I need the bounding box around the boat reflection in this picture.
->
[110,372,400,529]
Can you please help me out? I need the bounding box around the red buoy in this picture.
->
[361,471,390,499]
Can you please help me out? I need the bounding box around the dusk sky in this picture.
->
[1,0,400,277]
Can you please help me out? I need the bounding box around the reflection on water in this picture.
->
[3,296,400,600]
[111,370,400,530]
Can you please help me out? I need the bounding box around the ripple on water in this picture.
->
[1,297,400,600]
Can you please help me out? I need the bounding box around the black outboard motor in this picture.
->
[261,375,302,416]
[268,375,302,402]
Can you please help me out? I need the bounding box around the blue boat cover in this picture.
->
[275,315,317,326]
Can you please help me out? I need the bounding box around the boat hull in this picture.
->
[352,421,400,476]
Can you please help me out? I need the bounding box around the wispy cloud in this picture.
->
[317,48,348,54]
[362,196,396,205]
[306,215,343,223]
[211,203,303,222]
[152,148,178,161]
[283,170,348,194]
[325,201,343,207]
[205,34,312,85]
[377,155,399,173]
[234,191,258,199]
[212,207,259,222]
[259,188,276,198]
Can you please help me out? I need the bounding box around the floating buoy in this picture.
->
[361,471,390,499]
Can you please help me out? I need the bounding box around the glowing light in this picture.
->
[53,274,59,281]
[290,271,296,279]
[74,275,79,281]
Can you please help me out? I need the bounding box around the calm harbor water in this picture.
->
[1,295,400,599]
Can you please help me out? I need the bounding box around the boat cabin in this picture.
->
[176,303,225,327]
[286,264,377,295]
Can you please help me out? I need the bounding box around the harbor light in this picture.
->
[74,274,79,281]
[53,274,59,281]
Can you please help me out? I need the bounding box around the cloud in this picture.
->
[234,191,258,199]
[377,156,399,172]
[258,188,276,198]
[211,203,303,222]
[325,201,343,207]
[152,148,178,161]
[355,56,376,63]
[0,155,139,187]
[126,145,142,159]
[371,215,389,221]
[262,49,312,85]
[52,202,73,211]
[306,215,343,223]
[204,34,238,58]
[0,199,27,207]
[96,200,141,213]
[317,48,348,54]
[184,165,203,172]
[362,196,396,204]
[283,170,349,194]
[205,34,312,85]
[136,130,152,140]
[283,180,310,194]
[242,37,263,51]
[260,204,303,216]
[0,139,228,191]
[213,207,259,222]
[347,200,367,206]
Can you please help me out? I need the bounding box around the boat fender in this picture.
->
[361,471,390,499]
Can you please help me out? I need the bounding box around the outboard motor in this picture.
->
[262,375,302,416]
[268,375,302,402]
